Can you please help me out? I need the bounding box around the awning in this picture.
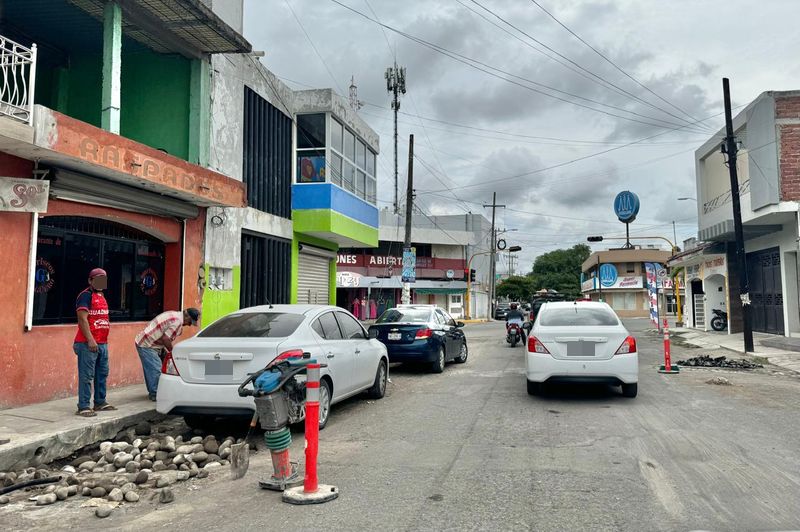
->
[69,0,251,58]
[414,288,465,295]
[337,274,467,291]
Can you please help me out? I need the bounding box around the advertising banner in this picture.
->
[645,262,660,326]
[401,247,416,283]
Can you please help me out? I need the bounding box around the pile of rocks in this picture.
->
[676,355,763,369]
[0,431,239,518]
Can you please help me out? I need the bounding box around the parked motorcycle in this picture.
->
[506,321,523,347]
[711,309,728,331]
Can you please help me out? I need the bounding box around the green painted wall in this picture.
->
[66,53,103,127]
[291,233,339,305]
[293,210,378,247]
[121,50,191,160]
[201,265,241,325]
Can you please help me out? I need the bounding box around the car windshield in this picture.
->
[376,308,431,323]
[198,312,305,338]
[539,307,620,326]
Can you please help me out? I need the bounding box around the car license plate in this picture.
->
[388,332,402,341]
[205,360,234,376]
[566,341,595,356]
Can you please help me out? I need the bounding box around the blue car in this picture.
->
[368,305,468,373]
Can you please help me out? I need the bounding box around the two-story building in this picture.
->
[200,44,380,324]
[674,90,800,337]
[581,247,677,319]
[336,210,492,320]
[0,0,249,407]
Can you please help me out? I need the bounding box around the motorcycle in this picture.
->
[506,321,523,347]
[710,309,728,331]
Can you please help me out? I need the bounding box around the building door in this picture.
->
[747,247,784,334]
[298,247,333,304]
[240,233,291,308]
[691,279,704,328]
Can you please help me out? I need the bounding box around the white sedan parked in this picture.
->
[525,301,638,397]
[157,304,389,429]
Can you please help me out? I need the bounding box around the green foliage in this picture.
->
[527,244,591,298]
[496,276,535,301]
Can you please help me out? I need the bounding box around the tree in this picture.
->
[528,244,591,298]
[496,276,535,301]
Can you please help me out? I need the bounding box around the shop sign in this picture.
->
[337,271,362,287]
[686,263,701,280]
[703,255,726,278]
[599,263,618,287]
[581,278,597,292]
[644,263,660,326]
[0,177,49,212]
[337,254,435,269]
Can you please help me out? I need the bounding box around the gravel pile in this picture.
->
[676,355,763,369]
[0,422,245,518]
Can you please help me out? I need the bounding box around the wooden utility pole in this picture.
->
[722,78,754,352]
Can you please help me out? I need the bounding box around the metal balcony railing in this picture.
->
[0,35,36,125]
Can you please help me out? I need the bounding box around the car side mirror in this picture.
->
[522,322,532,331]
[456,321,465,328]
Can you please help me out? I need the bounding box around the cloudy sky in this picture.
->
[244,0,800,272]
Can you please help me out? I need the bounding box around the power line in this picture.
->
[284,0,346,95]
[528,0,704,124]
[327,0,712,135]
[462,0,713,132]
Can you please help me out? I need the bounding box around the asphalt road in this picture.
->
[5,319,800,531]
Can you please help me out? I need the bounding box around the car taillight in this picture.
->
[161,352,180,376]
[267,349,305,368]
[615,336,637,355]
[415,328,432,339]
[527,335,550,354]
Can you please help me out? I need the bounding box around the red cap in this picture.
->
[89,268,107,279]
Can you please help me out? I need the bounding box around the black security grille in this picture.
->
[240,232,291,308]
[243,86,291,218]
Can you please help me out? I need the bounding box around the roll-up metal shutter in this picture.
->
[50,169,199,219]
[297,247,333,305]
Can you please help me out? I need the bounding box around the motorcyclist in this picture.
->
[505,302,525,324]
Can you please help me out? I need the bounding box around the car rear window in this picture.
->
[539,307,620,326]
[198,312,305,338]
[376,308,431,323]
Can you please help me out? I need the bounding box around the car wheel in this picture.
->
[318,378,332,429]
[430,346,445,373]
[183,414,216,431]
[621,383,638,398]
[527,380,542,395]
[454,341,468,364]
[367,360,388,399]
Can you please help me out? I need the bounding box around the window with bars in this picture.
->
[33,217,166,325]
[243,86,292,218]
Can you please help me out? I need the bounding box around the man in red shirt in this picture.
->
[74,268,115,417]
[134,308,200,401]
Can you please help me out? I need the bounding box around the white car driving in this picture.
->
[525,301,638,397]
[157,304,389,429]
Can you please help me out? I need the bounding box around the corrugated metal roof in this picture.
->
[69,0,251,56]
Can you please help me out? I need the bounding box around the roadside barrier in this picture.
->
[282,363,339,505]
[658,318,680,374]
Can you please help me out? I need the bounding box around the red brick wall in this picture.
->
[777,95,800,201]
[779,124,800,200]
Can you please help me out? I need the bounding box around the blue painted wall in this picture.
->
[292,183,379,228]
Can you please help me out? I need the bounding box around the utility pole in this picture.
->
[401,134,414,305]
[722,78,754,352]
[483,193,505,319]
[385,63,406,214]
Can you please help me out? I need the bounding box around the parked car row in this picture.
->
[157,303,467,431]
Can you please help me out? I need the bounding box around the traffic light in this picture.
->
[463,269,470,281]
[470,269,476,282]
[587,236,604,242]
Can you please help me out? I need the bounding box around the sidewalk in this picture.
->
[0,384,159,473]
[671,326,800,374]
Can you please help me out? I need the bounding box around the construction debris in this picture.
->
[676,355,763,369]
[706,377,732,386]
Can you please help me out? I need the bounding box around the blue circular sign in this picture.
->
[599,263,618,288]
[614,191,640,223]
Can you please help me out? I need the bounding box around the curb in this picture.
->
[0,408,162,472]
